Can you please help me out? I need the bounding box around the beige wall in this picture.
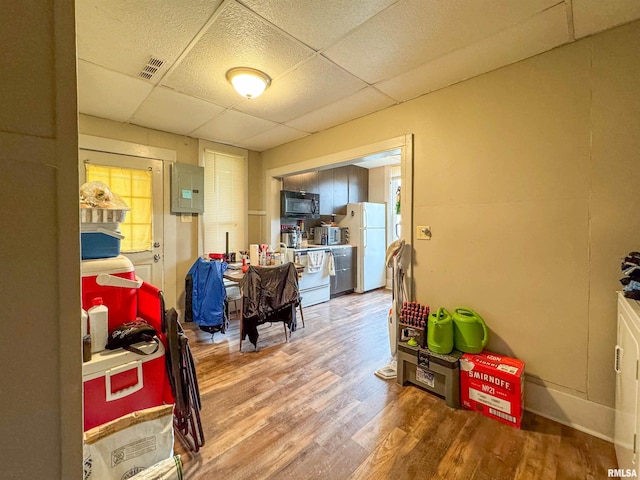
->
[260,20,640,409]
[0,0,81,477]
[78,116,264,313]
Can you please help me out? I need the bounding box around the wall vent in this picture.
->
[139,56,165,80]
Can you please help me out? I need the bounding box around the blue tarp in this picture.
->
[187,257,227,331]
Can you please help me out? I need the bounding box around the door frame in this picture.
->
[78,134,178,308]
[265,134,414,300]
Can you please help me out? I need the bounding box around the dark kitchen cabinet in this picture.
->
[284,165,368,216]
[332,166,349,215]
[282,172,318,193]
[318,169,334,215]
[348,165,368,204]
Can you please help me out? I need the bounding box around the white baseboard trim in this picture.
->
[524,380,614,442]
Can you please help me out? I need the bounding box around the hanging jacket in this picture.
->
[239,263,300,346]
[187,257,227,333]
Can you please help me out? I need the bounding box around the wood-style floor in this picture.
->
[176,289,617,479]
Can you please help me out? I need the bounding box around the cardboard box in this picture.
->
[460,351,525,428]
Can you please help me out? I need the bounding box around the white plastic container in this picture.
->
[81,308,88,338]
[88,298,109,353]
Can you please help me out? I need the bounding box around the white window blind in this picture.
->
[203,150,247,255]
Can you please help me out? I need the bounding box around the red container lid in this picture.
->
[209,253,225,260]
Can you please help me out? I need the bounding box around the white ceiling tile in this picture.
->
[130,87,225,135]
[376,4,570,101]
[76,0,224,81]
[236,56,367,123]
[323,0,561,83]
[238,0,396,50]
[285,87,396,132]
[163,1,313,107]
[190,109,277,144]
[77,61,153,122]
[572,0,640,38]
[239,125,310,152]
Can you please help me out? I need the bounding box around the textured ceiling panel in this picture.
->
[285,87,396,133]
[376,4,570,102]
[77,61,153,122]
[323,0,561,84]
[238,0,397,50]
[190,109,277,144]
[572,0,640,38]
[163,1,313,107]
[76,0,223,81]
[236,56,367,123]
[240,125,310,152]
[75,0,640,152]
[130,87,225,135]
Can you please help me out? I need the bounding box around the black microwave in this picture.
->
[281,190,320,219]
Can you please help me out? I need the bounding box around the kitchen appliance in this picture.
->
[281,190,320,219]
[313,226,341,245]
[287,248,330,307]
[281,229,299,248]
[452,308,489,353]
[428,307,454,354]
[339,202,386,293]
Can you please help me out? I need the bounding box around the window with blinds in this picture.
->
[202,150,247,255]
[86,164,153,252]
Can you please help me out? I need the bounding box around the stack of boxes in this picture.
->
[80,195,171,432]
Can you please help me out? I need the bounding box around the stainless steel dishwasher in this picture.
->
[330,246,356,297]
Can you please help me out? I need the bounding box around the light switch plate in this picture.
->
[417,225,432,240]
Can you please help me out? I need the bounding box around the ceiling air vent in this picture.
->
[138,56,165,80]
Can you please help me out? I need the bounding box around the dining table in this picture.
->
[222,262,305,283]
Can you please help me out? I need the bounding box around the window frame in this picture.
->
[198,140,249,257]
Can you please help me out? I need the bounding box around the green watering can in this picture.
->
[452,308,489,353]
[427,307,453,354]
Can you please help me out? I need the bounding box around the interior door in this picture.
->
[80,149,164,288]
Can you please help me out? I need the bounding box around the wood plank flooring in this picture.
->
[176,289,617,479]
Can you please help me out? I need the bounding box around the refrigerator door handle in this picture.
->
[363,229,367,249]
[362,205,367,229]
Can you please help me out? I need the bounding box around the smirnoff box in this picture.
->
[459,351,525,428]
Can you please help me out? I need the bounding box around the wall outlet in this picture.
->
[417,225,432,240]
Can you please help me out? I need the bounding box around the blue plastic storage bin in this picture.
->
[81,229,123,260]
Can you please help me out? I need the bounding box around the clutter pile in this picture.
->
[620,252,640,300]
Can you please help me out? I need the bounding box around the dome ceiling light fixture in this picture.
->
[225,67,271,99]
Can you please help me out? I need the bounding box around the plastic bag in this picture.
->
[80,181,129,209]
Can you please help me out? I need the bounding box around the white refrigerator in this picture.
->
[341,202,386,293]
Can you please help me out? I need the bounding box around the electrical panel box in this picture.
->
[171,163,204,214]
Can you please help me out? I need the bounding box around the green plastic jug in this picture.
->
[452,308,488,353]
[427,307,453,354]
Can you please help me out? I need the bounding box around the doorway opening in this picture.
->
[265,134,413,300]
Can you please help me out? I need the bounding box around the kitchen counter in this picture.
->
[288,244,353,252]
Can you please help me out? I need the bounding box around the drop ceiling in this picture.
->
[76,0,640,153]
